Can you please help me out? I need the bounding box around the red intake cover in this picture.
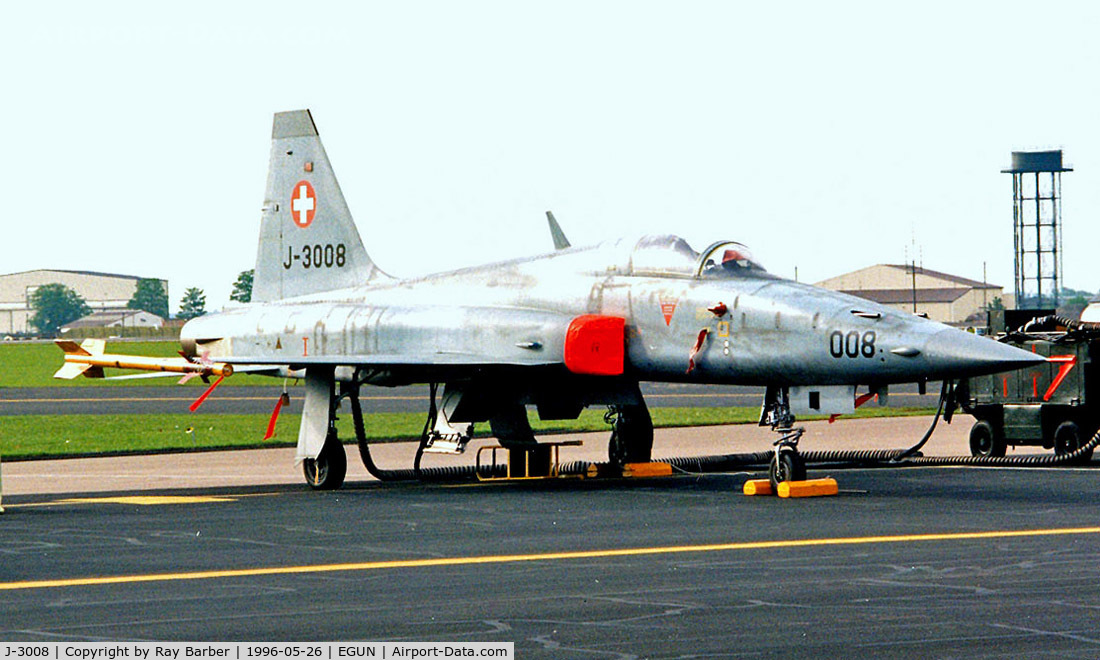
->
[564,315,625,376]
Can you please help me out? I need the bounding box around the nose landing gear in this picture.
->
[769,427,806,491]
[760,386,807,490]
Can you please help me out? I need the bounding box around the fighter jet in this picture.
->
[56,109,1045,489]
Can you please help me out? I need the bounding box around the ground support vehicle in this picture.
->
[959,319,1099,460]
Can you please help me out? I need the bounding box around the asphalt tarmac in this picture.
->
[0,382,942,415]
[2,419,1099,656]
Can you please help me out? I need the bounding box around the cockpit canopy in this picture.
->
[697,240,768,278]
[629,235,767,278]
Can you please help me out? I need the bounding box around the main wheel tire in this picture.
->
[1054,421,1094,463]
[303,431,347,490]
[607,405,654,466]
[969,420,1006,458]
[768,451,806,491]
[608,429,629,466]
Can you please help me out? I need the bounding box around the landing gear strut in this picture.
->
[605,402,654,466]
[760,386,806,490]
[297,368,348,490]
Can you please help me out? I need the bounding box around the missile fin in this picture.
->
[80,338,106,356]
[55,339,90,356]
[53,363,104,379]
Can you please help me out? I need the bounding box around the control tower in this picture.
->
[1003,150,1072,309]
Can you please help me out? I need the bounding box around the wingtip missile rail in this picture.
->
[53,339,234,381]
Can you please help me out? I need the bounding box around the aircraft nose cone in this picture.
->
[922,328,1046,378]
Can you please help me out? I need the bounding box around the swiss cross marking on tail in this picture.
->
[291,180,316,228]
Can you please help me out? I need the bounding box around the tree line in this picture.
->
[28,269,254,337]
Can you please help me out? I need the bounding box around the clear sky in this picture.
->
[4,1,1098,311]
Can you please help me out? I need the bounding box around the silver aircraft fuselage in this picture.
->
[181,235,1037,390]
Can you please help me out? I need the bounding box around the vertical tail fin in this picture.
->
[252,110,389,303]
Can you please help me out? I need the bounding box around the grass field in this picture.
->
[0,406,935,461]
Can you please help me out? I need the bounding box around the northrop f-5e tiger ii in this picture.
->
[56,109,1045,489]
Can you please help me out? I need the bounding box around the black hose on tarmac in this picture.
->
[650,380,1100,472]
[901,428,1100,467]
[350,379,1100,486]
[351,383,420,481]
[351,382,505,482]
[891,380,951,461]
[791,378,1100,469]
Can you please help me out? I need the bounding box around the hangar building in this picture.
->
[63,309,166,331]
[817,264,1009,325]
[0,270,167,335]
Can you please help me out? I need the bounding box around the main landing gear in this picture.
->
[303,426,347,490]
[761,386,806,490]
[296,368,349,491]
[605,402,654,466]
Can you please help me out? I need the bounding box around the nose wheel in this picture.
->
[769,446,806,490]
[769,427,806,491]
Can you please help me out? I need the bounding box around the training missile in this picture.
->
[53,339,233,380]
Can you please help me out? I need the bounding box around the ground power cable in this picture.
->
[349,379,1099,485]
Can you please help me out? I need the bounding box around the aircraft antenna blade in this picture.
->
[546,211,571,250]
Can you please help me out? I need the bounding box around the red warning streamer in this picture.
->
[263,392,291,440]
[189,374,226,412]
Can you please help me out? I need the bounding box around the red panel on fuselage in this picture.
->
[564,315,625,376]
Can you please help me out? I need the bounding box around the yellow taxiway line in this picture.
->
[7,492,281,510]
[1,526,1097,592]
